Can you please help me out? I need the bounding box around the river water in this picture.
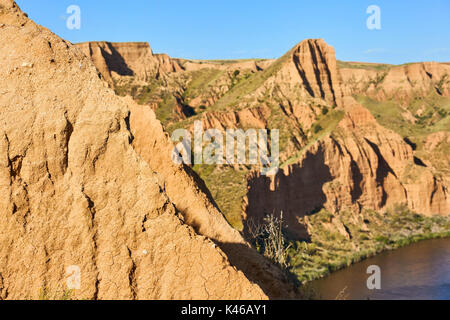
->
[310,238,450,300]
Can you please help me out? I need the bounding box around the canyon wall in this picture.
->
[241,41,449,237]
[244,97,449,238]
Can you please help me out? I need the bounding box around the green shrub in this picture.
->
[313,124,323,134]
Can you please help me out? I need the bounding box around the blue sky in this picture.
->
[15,0,450,64]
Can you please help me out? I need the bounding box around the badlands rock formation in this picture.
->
[292,39,345,107]
[195,39,348,136]
[59,2,449,287]
[75,41,183,85]
[86,34,448,239]
[341,61,450,102]
[113,38,448,237]
[0,0,296,299]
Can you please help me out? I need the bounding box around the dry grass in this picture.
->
[37,286,73,300]
[248,213,292,268]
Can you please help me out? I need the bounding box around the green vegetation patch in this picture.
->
[182,68,225,102]
[285,205,450,283]
[155,93,177,126]
[337,60,393,71]
[210,50,293,111]
[192,164,250,230]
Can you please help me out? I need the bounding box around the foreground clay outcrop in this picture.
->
[0,0,299,299]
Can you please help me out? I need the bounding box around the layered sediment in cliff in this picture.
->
[0,0,299,300]
[75,41,183,85]
[291,39,346,107]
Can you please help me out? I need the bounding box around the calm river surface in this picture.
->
[310,238,450,300]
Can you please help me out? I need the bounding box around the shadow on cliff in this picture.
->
[216,241,301,299]
[102,43,134,76]
[364,138,398,208]
[244,145,333,241]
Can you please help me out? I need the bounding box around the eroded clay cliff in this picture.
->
[0,0,298,300]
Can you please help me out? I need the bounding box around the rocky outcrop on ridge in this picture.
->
[341,62,450,103]
[75,41,184,85]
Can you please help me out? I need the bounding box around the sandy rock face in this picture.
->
[198,106,270,131]
[75,41,184,85]
[291,39,345,107]
[0,1,272,300]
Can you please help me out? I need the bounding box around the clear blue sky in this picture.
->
[16,0,450,64]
